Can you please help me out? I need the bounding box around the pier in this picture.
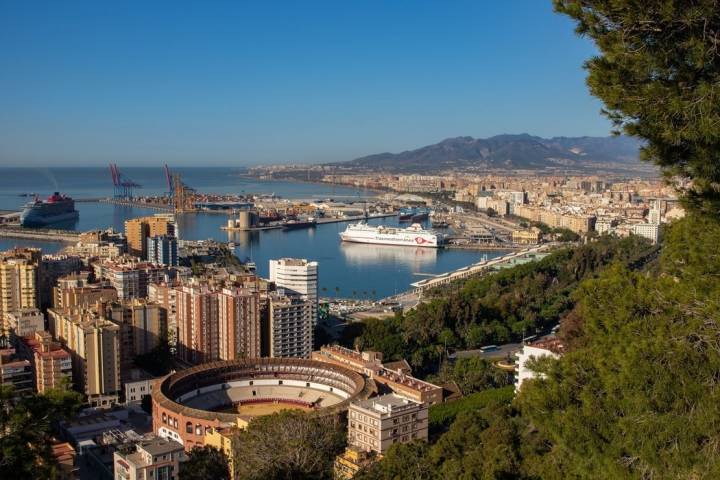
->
[85,198,174,212]
[0,226,80,243]
[222,212,397,232]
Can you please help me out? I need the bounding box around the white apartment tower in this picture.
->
[269,258,318,327]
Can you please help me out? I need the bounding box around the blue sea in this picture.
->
[0,167,502,298]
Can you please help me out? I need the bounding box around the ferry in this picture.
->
[20,192,79,227]
[339,222,445,248]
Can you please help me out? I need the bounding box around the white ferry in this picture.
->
[339,223,444,248]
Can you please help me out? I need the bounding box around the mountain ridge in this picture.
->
[333,134,643,172]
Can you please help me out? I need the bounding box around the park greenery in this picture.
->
[180,445,230,480]
[353,234,657,375]
[0,382,83,479]
[352,2,720,476]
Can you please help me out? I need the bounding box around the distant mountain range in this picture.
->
[334,134,644,172]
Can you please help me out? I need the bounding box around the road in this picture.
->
[451,343,522,360]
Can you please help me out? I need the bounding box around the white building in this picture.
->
[632,223,660,244]
[269,258,318,327]
[515,339,564,393]
[348,393,428,454]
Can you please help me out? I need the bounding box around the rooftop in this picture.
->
[353,393,421,414]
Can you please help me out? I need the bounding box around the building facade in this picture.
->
[347,393,428,454]
[269,258,318,327]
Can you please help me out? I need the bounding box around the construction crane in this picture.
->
[109,164,141,199]
[164,164,196,213]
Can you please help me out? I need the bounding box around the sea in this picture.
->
[0,167,504,298]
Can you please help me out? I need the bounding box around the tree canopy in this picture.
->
[0,383,83,479]
[554,0,720,213]
[179,445,230,480]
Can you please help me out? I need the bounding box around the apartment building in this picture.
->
[0,248,40,319]
[48,308,121,407]
[102,261,167,300]
[108,300,167,381]
[269,258,318,327]
[19,330,72,393]
[348,393,428,454]
[53,273,117,310]
[4,307,44,338]
[114,436,185,480]
[268,293,313,359]
[175,284,263,364]
[0,347,33,394]
[125,215,176,259]
[147,235,178,267]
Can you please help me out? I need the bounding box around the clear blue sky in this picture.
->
[0,1,607,167]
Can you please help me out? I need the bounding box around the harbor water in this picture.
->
[0,167,505,298]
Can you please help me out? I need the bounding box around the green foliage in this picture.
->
[231,410,345,480]
[429,357,512,396]
[0,383,83,479]
[357,390,527,480]
[180,445,230,480]
[554,0,720,213]
[517,214,720,478]
[357,235,656,374]
[428,386,514,435]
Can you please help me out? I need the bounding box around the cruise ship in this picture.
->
[339,223,444,248]
[20,192,79,227]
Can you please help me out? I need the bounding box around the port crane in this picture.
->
[164,164,196,213]
[109,164,141,199]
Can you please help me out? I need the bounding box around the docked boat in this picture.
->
[339,222,444,248]
[20,192,79,227]
[282,217,317,230]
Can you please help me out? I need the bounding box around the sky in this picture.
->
[0,1,608,167]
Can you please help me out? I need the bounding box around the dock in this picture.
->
[0,226,80,243]
[221,213,397,232]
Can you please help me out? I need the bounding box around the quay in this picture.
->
[0,225,80,243]
[409,243,556,292]
[221,212,396,232]
[88,198,174,212]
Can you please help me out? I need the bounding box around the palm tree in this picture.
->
[334,286,340,297]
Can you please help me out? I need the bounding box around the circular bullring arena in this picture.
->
[151,357,371,448]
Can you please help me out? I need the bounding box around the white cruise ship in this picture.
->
[339,223,444,248]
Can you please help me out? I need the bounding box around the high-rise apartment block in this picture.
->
[268,293,313,359]
[347,393,428,455]
[0,248,40,318]
[217,287,262,360]
[125,215,176,259]
[269,258,318,327]
[108,300,167,381]
[101,261,167,300]
[147,235,178,266]
[176,284,262,364]
[48,308,121,407]
[53,273,118,310]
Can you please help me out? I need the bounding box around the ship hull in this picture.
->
[340,233,441,248]
[20,210,79,227]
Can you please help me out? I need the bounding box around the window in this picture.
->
[195,424,202,436]
[186,422,193,434]
[162,413,167,424]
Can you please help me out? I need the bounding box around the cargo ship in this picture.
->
[20,192,79,227]
[398,206,430,222]
[339,222,444,248]
[282,217,317,230]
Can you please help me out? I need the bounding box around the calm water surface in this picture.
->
[0,167,503,297]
